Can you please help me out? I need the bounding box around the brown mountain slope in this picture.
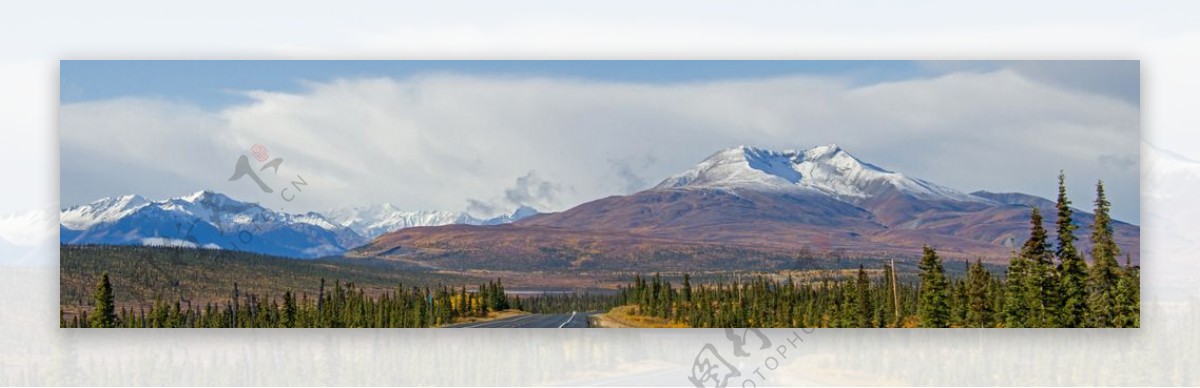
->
[354,187,1138,271]
[354,145,1139,272]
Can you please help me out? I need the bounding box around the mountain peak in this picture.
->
[805,143,843,157]
[180,190,230,203]
[60,194,151,230]
[656,144,985,204]
[511,205,539,219]
[85,194,150,209]
[116,193,150,204]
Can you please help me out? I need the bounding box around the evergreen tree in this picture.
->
[232,282,241,327]
[966,260,993,327]
[282,290,297,328]
[317,278,326,315]
[1055,172,1089,327]
[682,274,693,303]
[1088,180,1123,327]
[854,265,873,327]
[1021,206,1060,327]
[89,272,117,328]
[1113,259,1140,328]
[949,262,968,326]
[918,246,950,327]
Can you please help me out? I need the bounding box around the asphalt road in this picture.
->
[447,312,588,328]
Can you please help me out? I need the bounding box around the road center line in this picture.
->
[557,312,577,328]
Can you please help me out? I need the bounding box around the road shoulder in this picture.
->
[589,305,689,328]
[442,309,529,327]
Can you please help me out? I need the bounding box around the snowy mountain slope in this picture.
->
[326,204,539,240]
[969,191,1056,208]
[656,144,990,204]
[61,191,366,258]
[59,194,149,230]
[480,205,541,225]
[325,205,479,240]
[59,191,540,257]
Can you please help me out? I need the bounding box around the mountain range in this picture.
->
[354,145,1139,271]
[56,144,1138,268]
[58,191,538,258]
[325,204,539,240]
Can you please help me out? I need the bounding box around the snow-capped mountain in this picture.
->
[326,204,539,240]
[508,205,540,221]
[59,191,540,258]
[61,191,366,259]
[656,144,989,204]
[361,144,1139,270]
[59,194,149,230]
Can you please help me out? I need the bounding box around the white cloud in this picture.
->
[60,68,1140,222]
[0,62,54,215]
[0,208,55,246]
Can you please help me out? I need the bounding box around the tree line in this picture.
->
[69,276,618,328]
[620,175,1139,328]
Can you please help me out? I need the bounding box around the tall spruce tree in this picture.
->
[950,278,968,327]
[682,274,693,303]
[918,246,950,327]
[1113,258,1140,328]
[1088,180,1122,327]
[1021,206,1060,327]
[282,290,297,328]
[854,265,873,327]
[966,260,993,327]
[1055,172,1089,327]
[89,272,117,328]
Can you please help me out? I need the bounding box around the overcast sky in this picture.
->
[59,60,1140,223]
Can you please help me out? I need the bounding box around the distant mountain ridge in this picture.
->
[60,191,361,258]
[358,144,1139,271]
[59,191,537,258]
[325,204,539,240]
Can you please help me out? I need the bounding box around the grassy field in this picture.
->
[591,305,690,328]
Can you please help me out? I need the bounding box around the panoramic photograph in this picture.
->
[58,60,1139,328]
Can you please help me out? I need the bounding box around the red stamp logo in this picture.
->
[250,144,269,162]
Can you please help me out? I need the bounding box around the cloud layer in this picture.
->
[60,67,1140,222]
